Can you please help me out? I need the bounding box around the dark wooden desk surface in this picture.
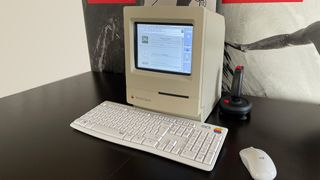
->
[1,72,319,180]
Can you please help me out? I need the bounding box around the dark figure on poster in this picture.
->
[151,0,206,6]
[93,16,122,72]
[177,0,207,6]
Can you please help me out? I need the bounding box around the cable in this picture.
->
[152,0,159,6]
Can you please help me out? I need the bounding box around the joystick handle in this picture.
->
[231,66,243,99]
[219,65,252,120]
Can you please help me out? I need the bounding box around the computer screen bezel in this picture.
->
[134,22,193,76]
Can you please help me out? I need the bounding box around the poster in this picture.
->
[83,0,216,73]
[218,0,320,103]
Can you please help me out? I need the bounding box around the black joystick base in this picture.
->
[219,96,252,120]
[219,65,252,120]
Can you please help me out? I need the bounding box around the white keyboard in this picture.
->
[70,101,228,171]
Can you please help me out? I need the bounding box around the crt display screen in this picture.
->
[135,23,193,75]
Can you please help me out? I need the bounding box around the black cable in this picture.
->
[152,0,159,6]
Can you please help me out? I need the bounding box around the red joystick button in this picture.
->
[236,66,243,70]
[223,99,230,104]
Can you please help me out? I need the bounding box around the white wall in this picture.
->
[0,0,91,98]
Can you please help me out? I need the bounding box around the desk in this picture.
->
[1,72,319,180]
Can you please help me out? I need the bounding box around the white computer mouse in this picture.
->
[239,147,277,180]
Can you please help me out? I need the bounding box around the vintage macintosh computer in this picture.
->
[124,6,225,122]
[71,6,228,171]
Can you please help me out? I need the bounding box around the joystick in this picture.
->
[219,66,252,120]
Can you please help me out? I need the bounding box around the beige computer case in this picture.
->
[124,6,225,122]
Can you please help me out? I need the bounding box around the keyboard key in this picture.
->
[195,140,203,147]
[157,127,169,136]
[164,144,174,152]
[124,134,134,141]
[192,145,200,153]
[151,128,158,134]
[132,129,139,135]
[184,143,193,151]
[145,127,152,133]
[137,131,145,137]
[92,124,126,139]
[157,143,166,151]
[193,129,201,136]
[188,137,197,145]
[189,122,196,127]
[171,146,181,154]
[180,149,197,160]
[134,124,140,129]
[144,133,162,141]
[176,126,186,136]
[85,122,95,129]
[176,120,184,125]
[169,129,176,134]
[168,140,177,146]
[78,119,90,127]
[182,130,191,138]
[139,126,146,131]
[209,138,221,153]
[203,151,216,165]
[195,153,205,162]
[160,121,172,128]
[142,139,158,147]
[131,136,145,144]
[201,143,210,152]
[169,125,179,134]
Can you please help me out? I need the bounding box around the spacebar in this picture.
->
[92,124,126,139]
